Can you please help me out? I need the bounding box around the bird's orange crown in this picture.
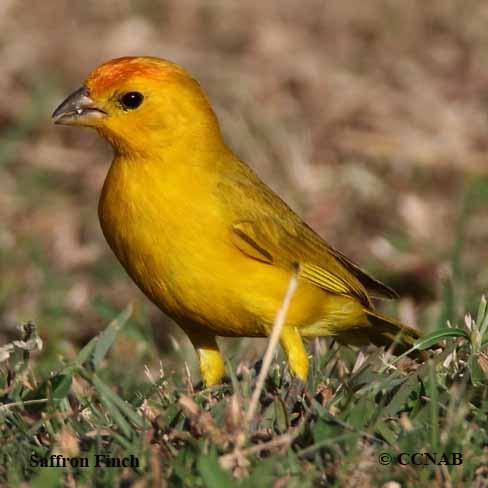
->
[85,56,189,96]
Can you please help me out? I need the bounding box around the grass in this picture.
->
[0,292,487,487]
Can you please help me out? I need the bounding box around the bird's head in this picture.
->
[52,56,223,158]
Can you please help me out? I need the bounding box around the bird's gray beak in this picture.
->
[52,86,107,126]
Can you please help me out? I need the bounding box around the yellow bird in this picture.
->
[53,56,421,387]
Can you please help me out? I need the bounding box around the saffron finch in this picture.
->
[53,56,422,387]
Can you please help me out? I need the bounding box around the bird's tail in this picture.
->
[362,309,422,358]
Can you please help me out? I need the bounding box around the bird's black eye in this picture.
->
[120,91,144,110]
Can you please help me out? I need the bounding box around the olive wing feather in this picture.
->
[219,159,397,307]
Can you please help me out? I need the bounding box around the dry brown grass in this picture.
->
[1,0,487,363]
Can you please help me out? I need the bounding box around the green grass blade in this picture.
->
[390,328,468,365]
[428,362,439,450]
[415,328,468,350]
[476,296,487,329]
[197,452,234,488]
[92,304,132,370]
[92,375,144,429]
[50,374,72,400]
[70,338,98,370]
[91,377,132,438]
[477,296,488,341]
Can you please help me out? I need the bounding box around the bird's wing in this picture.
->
[230,217,372,307]
[218,160,397,307]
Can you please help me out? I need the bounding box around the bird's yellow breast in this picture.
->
[98,156,330,337]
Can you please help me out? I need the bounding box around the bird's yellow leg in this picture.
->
[280,326,309,381]
[186,329,225,387]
